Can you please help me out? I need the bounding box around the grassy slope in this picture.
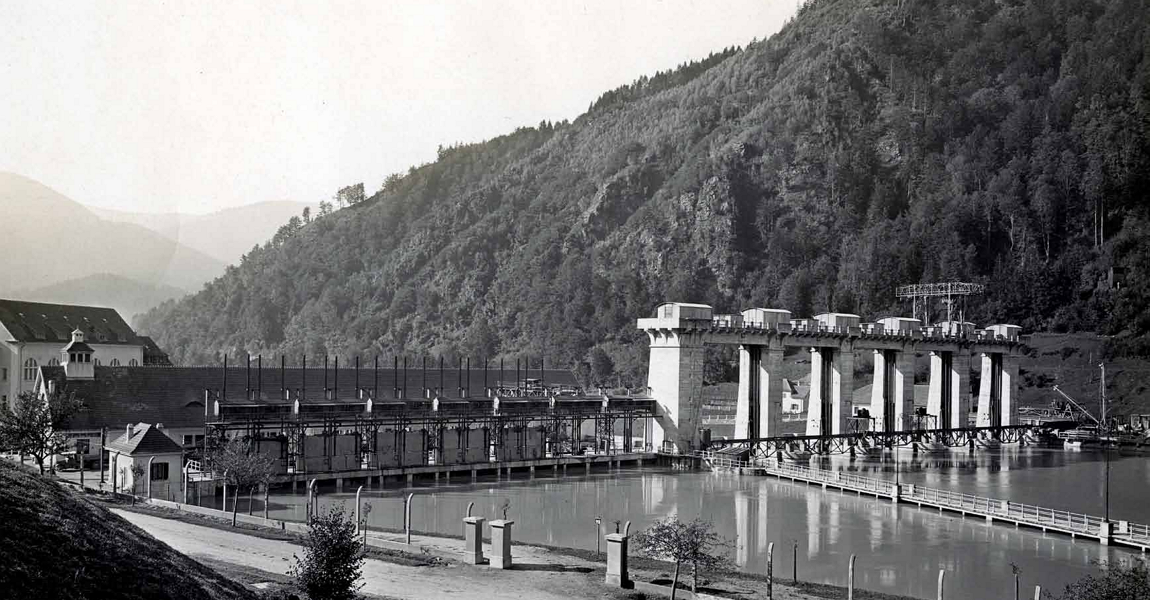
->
[0,461,258,600]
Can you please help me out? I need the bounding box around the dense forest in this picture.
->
[139,0,1150,387]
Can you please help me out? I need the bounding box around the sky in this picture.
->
[1,1,796,215]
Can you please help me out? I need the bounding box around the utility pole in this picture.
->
[1101,363,1110,522]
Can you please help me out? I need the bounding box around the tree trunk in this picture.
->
[671,561,681,600]
[231,488,239,527]
[692,560,698,594]
[248,486,254,516]
[263,486,269,520]
[36,458,45,475]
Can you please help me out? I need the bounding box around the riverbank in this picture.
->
[106,494,920,600]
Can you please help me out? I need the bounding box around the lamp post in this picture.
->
[595,516,602,557]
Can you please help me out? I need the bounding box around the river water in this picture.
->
[209,448,1150,600]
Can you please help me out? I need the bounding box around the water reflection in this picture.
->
[205,448,1146,600]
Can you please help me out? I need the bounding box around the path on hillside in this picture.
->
[114,510,600,600]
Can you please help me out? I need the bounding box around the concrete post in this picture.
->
[463,516,486,564]
[489,520,514,569]
[355,486,363,535]
[222,470,229,512]
[1033,585,1041,600]
[147,457,155,499]
[766,542,774,600]
[937,570,945,600]
[306,478,317,523]
[404,492,414,544]
[605,531,632,587]
[183,464,189,504]
[848,554,856,600]
[1099,520,1113,545]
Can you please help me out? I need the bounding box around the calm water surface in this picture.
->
[208,447,1150,600]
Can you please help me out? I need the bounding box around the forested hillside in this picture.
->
[139,0,1150,386]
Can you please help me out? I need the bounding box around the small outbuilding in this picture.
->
[105,423,184,500]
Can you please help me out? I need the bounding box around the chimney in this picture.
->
[47,380,56,396]
[125,424,133,440]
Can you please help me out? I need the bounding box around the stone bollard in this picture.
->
[489,520,514,569]
[463,516,486,564]
[1033,584,1041,600]
[605,521,632,588]
[937,569,945,600]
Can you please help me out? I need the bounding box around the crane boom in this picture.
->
[1051,385,1100,425]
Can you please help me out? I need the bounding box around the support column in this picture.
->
[759,346,784,438]
[977,353,1002,427]
[1001,353,1018,426]
[735,345,759,440]
[929,351,971,429]
[463,517,486,564]
[951,351,971,428]
[806,348,825,436]
[870,350,889,433]
[893,351,913,431]
[645,330,705,452]
[833,345,854,435]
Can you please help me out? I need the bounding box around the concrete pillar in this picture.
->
[735,345,757,439]
[489,520,514,569]
[760,347,784,438]
[875,350,913,432]
[1001,354,1019,426]
[463,517,486,564]
[930,352,971,428]
[645,330,705,452]
[1099,521,1113,545]
[807,346,853,436]
[806,348,825,436]
[977,352,1017,427]
[336,478,344,493]
[605,533,632,587]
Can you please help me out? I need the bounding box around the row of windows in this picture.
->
[19,356,139,380]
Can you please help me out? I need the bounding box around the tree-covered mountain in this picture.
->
[139,0,1150,384]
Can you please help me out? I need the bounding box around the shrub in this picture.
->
[288,505,364,600]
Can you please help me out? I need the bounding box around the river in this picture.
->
[205,447,1150,600]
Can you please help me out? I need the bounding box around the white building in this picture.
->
[0,299,162,411]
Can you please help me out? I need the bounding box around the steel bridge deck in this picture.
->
[705,425,1049,458]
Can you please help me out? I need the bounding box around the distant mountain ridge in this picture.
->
[88,200,311,266]
[0,172,225,296]
[11,273,187,325]
[138,0,1150,388]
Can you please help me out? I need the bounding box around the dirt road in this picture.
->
[114,510,602,600]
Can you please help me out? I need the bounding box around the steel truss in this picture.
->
[706,425,1047,460]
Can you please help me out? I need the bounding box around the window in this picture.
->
[48,357,60,366]
[1,395,7,411]
[22,358,37,380]
[128,359,138,367]
[150,462,169,481]
[181,434,205,447]
[94,358,101,366]
[1,367,7,381]
[110,359,121,367]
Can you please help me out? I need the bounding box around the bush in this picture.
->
[288,505,364,600]
[1053,559,1150,600]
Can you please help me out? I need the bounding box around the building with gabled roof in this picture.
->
[105,422,183,499]
[0,299,161,410]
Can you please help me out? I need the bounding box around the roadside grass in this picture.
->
[101,497,444,568]
[0,460,257,600]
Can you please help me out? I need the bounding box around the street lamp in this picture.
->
[595,516,602,557]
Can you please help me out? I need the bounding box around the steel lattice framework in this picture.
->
[895,281,985,325]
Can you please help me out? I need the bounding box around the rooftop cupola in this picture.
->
[62,328,95,380]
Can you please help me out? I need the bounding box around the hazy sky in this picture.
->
[2,1,795,214]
